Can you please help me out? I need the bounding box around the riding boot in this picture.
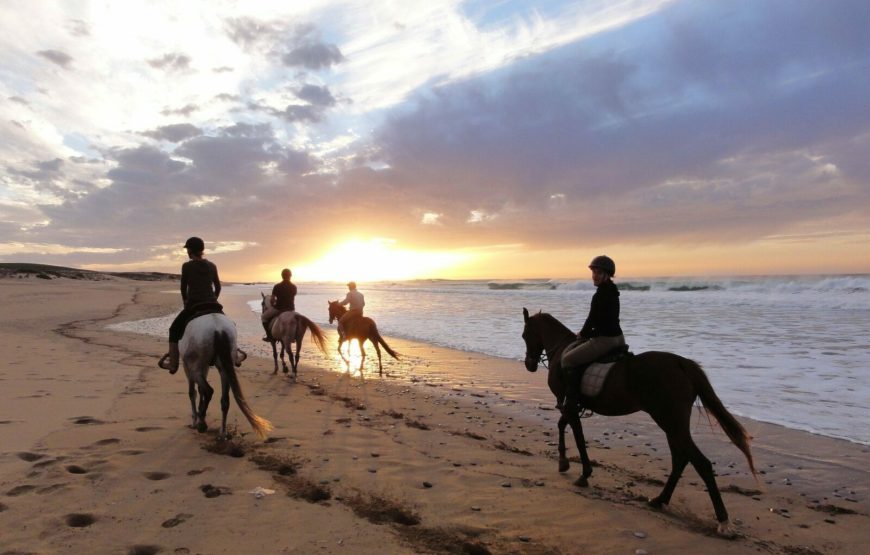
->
[167,342,180,375]
[563,366,584,415]
[262,320,272,342]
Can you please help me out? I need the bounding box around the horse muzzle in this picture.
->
[524,356,538,372]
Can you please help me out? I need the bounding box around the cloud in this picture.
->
[160,103,199,117]
[141,123,203,143]
[147,52,192,72]
[294,84,336,107]
[36,49,73,69]
[281,41,344,70]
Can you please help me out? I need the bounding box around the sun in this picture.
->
[293,238,470,282]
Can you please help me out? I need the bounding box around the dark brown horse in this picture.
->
[521,308,756,535]
[327,301,400,376]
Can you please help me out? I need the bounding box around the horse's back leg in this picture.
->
[358,339,367,376]
[293,338,302,377]
[557,415,570,472]
[187,377,197,429]
[217,363,231,439]
[191,365,213,433]
[371,339,383,376]
[280,341,289,374]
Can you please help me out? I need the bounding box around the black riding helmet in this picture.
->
[184,236,205,253]
[588,255,616,277]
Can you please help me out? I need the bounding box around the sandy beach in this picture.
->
[1,277,868,554]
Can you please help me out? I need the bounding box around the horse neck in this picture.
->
[539,317,574,360]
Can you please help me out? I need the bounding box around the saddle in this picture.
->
[181,301,224,337]
[562,344,633,414]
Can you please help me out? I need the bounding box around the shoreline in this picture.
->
[1,276,868,554]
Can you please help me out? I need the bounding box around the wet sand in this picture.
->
[0,277,868,554]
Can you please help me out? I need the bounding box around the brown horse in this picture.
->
[521,308,756,535]
[327,301,399,376]
[261,293,328,378]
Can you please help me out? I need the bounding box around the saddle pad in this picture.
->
[581,362,615,398]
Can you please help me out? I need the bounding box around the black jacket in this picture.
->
[579,280,623,338]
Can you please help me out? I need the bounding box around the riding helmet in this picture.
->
[184,236,205,253]
[588,255,616,276]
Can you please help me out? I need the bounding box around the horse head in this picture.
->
[327,300,346,324]
[522,307,544,372]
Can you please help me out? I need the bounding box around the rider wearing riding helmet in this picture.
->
[161,236,222,374]
[561,255,625,389]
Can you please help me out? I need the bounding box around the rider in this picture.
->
[161,237,222,374]
[560,255,625,408]
[262,268,297,341]
[337,281,365,339]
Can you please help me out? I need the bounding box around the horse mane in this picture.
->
[534,312,573,335]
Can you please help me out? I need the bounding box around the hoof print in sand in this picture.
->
[6,485,37,496]
[0,502,8,512]
[94,438,121,446]
[161,513,193,528]
[65,513,96,527]
[200,484,230,498]
[71,416,104,425]
[144,472,171,481]
[17,452,45,462]
[135,426,163,432]
[128,545,162,555]
[66,465,88,474]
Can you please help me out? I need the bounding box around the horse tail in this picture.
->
[372,324,400,360]
[683,357,757,478]
[214,330,273,439]
[299,315,328,354]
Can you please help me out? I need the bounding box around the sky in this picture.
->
[1,0,869,282]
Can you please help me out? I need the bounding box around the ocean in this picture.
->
[110,274,870,445]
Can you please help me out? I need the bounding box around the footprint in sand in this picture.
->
[17,452,45,462]
[200,484,230,498]
[128,545,162,555]
[66,465,88,474]
[94,438,121,446]
[0,502,8,512]
[120,449,145,456]
[6,484,37,496]
[144,472,171,481]
[135,426,163,432]
[65,513,96,527]
[161,513,193,528]
[71,416,104,425]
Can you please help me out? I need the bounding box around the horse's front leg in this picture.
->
[270,341,279,374]
[557,415,570,472]
[337,338,349,367]
[567,413,593,486]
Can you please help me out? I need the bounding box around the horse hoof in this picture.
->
[558,459,570,473]
[573,476,588,487]
[196,422,208,433]
[716,520,737,538]
[648,497,665,509]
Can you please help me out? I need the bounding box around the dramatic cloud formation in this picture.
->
[1,0,868,279]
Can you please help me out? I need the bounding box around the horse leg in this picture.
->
[686,438,731,530]
[358,340,367,376]
[293,338,302,378]
[557,415,570,472]
[281,340,293,374]
[372,340,383,376]
[337,339,349,369]
[194,372,213,434]
[187,378,198,429]
[648,432,690,509]
[218,367,231,440]
[270,341,279,374]
[567,413,593,486]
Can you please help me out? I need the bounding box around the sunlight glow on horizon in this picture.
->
[290,238,473,282]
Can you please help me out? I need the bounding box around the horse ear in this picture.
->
[523,307,529,322]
